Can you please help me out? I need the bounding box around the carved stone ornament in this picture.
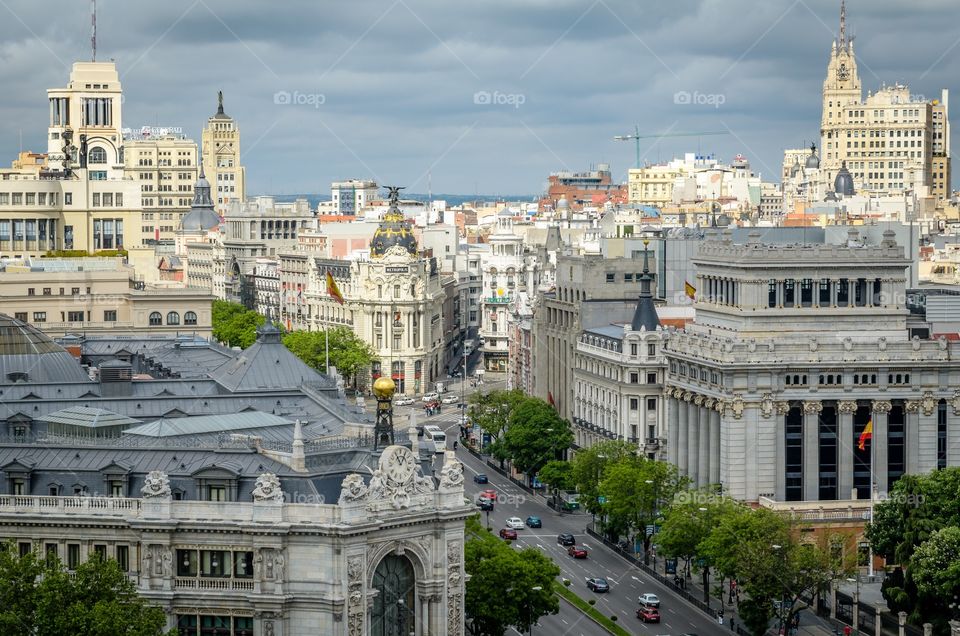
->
[940,336,948,351]
[952,390,960,416]
[843,337,853,352]
[714,399,726,414]
[366,445,435,510]
[447,540,462,566]
[878,337,887,352]
[252,473,284,503]
[920,391,937,417]
[774,401,790,415]
[338,474,369,505]
[682,391,693,403]
[693,394,705,407]
[802,401,824,415]
[439,456,465,489]
[837,400,858,415]
[872,400,893,414]
[730,395,744,419]
[672,388,684,399]
[809,338,818,352]
[704,398,716,410]
[141,471,171,498]
[448,592,464,635]
[905,400,920,414]
[912,336,922,352]
[747,339,757,353]
[759,393,774,418]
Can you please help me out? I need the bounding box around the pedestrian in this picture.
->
[718,608,724,625]
[843,625,852,636]
[453,440,458,450]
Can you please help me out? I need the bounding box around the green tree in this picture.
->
[498,397,572,476]
[598,458,682,559]
[569,440,638,516]
[211,300,265,348]
[467,389,526,452]
[464,517,560,635]
[0,545,173,636]
[911,527,960,627]
[282,328,375,388]
[537,460,573,511]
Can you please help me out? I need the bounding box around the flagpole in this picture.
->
[325,327,330,374]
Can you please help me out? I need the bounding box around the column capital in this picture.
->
[693,394,705,407]
[682,391,694,403]
[871,400,893,414]
[704,397,716,409]
[904,400,920,414]
[802,400,823,414]
[774,401,790,415]
[714,399,726,413]
[837,400,858,415]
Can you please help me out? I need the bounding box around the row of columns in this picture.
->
[667,392,721,488]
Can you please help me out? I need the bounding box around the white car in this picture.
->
[638,593,660,608]
[421,392,439,403]
[505,517,525,530]
[394,396,414,406]
[441,395,460,404]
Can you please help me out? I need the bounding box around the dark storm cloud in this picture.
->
[0,0,956,193]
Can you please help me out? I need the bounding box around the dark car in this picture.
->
[586,577,609,593]
[567,545,588,559]
[499,528,518,541]
[557,533,575,546]
[473,473,489,484]
[637,607,661,623]
[525,516,542,528]
[477,497,494,511]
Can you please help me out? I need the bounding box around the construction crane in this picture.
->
[614,126,729,168]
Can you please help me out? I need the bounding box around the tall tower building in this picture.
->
[201,92,246,217]
[819,1,951,203]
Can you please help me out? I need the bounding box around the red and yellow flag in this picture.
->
[858,419,873,451]
[326,272,344,305]
[684,281,696,300]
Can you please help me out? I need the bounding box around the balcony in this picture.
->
[483,296,511,304]
[175,577,255,591]
[758,496,873,523]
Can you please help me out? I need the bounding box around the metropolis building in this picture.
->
[664,228,960,504]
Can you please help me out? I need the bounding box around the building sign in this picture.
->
[121,126,185,140]
[385,266,409,274]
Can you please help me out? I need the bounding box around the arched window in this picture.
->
[149,312,162,326]
[166,311,180,325]
[88,147,107,164]
[371,554,416,636]
[184,311,197,326]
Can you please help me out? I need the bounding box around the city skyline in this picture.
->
[0,0,957,195]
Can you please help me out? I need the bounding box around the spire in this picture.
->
[198,140,206,180]
[838,0,847,49]
[217,90,224,116]
[630,240,660,332]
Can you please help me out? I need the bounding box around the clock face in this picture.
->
[837,63,849,81]
[386,446,415,482]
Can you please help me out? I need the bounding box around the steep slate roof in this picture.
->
[36,406,139,429]
[630,244,661,332]
[125,412,293,437]
[211,324,325,392]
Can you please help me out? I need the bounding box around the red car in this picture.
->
[481,489,497,501]
[636,607,660,623]
[499,528,518,541]
[567,545,588,559]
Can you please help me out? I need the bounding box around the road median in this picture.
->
[554,582,632,636]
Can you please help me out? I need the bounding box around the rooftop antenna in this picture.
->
[91,0,97,62]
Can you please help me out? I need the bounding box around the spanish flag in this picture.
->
[547,391,556,407]
[684,281,696,300]
[857,420,873,451]
[326,272,344,305]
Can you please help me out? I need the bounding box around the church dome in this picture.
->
[805,143,820,169]
[370,188,417,258]
[180,163,221,231]
[834,161,855,197]
[789,158,802,178]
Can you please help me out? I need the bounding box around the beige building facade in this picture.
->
[201,93,246,217]
[124,133,198,245]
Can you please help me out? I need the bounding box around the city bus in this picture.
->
[422,425,447,453]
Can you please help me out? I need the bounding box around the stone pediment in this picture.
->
[2,459,35,474]
[99,461,132,475]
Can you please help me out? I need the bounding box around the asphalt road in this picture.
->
[418,395,730,636]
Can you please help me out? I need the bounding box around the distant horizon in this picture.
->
[262,192,541,205]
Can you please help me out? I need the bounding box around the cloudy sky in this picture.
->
[0,0,956,195]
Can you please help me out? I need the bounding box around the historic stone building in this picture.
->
[201,93,246,217]
[664,228,960,504]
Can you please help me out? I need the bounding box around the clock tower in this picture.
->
[201,91,247,217]
[820,0,862,187]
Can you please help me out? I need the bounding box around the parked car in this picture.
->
[394,396,415,406]
[421,392,439,403]
[557,533,575,546]
[499,528,518,541]
[505,517,525,530]
[473,473,488,484]
[525,516,542,528]
[567,545,588,559]
[586,577,609,593]
[638,593,660,608]
[441,394,459,404]
[637,607,661,623]
[477,497,494,511]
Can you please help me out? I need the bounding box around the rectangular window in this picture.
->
[93,544,107,560]
[14,312,27,322]
[630,372,639,383]
[647,372,657,384]
[27,288,35,296]
[45,543,58,563]
[68,311,84,322]
[768,279,777,307]
[67,544,80,570]
[819,279,830,304]
[234,551,254,578]
[630,343,637,356]
[629,398,639,411]
[837,279,849,306]
[177,550,197,577]
[800,279,813,307]
[42,288,51,295]
[208,486,226,501]
[605,273,615,282]
[104,310,117,322]
[647,343,656,357]
[200,550,229,577]
[116,545,129,571]
[647,398,657,411]
[783,279,795,306]
[33,312,46,323]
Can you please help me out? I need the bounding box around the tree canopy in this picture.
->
[211,300,265,348]
[466,389,527,444]
[464,516,560,635]
[0,545,173,636]
[568,440,641,515]
[282,327,374,386]
[495,396,572,475]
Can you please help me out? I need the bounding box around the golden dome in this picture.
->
[372,376,396,400]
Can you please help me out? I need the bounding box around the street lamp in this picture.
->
[643,479,656,565]
[528,586,543,636]
[773,544,790,635]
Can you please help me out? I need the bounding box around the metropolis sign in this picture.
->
[121,126,185,140]
[385,266,409,274]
